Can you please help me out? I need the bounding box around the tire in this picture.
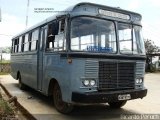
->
[53,83,73,114]
[108,101,127,108]
[18,74,26,90]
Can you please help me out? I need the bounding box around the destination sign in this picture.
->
[99,9,130,20]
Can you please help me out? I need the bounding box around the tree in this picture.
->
[1,47,11,53]
[144,39,160,72]
[144,39,159,54]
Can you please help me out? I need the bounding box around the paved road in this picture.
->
[0,73,160,120]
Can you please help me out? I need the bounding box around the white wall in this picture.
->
[1,53,10,60]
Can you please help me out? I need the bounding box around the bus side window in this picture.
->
[59,19,65,33]
[29,33,32,51]
[18,37,22,52]
[31,29,39,51]
[46,21,58,49]
[24,34,29,52]
[14,38,19,53]
[22,36,25,52]
[11,39,14,53]
[54,18,66,51]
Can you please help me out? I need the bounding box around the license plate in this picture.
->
[118,94,131,100]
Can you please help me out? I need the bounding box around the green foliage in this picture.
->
[144,39,160,54]
[144,39,160,72]
[0,47,11,54]
[150,64,156,72]
[0,98,14,116]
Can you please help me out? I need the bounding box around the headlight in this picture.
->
[90,80,96,86]
[136,78,143,84]
[139,78,143,83]
[83,80,90,86]
[136,79,139,84]
[82,79,96,87]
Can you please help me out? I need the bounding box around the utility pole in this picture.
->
[0,0,2,22]
[0,8,1,22]
[26,0,30,28]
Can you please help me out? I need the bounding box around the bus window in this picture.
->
[18,37,22,52]
[59,19,65,33]
[133,26,145,54]
[54,34,66,51]
[21,36,25,52]
[24,34,29,52]
[54,19,66,51]
[11,40,14,53]
[118,23,132,53]
[31,29,39,51]
[14,38,19,53]
[28,33,32,51]
[46,21,58,49]
[71,17,116,52]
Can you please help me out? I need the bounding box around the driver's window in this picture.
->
[54,18,66,51]
[46,21,58,49]
[46,18,66,51]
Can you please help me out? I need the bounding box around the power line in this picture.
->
[32,0,70,6]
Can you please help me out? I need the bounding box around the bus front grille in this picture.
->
[98,61,135,90]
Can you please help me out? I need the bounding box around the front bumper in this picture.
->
[72,88,147,103]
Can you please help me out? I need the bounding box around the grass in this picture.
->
[0,72,9,75]
[0,60,10,64]
[0,87,17,119]
[0,85,15,118]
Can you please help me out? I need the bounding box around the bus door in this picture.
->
[37,26,47,90]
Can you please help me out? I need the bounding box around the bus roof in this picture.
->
[12,2,142,39]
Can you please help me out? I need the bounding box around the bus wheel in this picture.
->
[18,74,26,90]
[53,83,73,114]
[108,101,127,108]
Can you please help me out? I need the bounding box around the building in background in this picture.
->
[0,47,11,60]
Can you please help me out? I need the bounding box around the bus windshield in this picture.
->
[71,17,145,55]
[71,17,117,53]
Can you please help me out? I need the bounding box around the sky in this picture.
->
[0,0,160,47]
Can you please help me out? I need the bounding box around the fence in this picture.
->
[0,63,11,73]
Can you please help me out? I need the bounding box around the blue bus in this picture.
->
[11,2,147,113]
